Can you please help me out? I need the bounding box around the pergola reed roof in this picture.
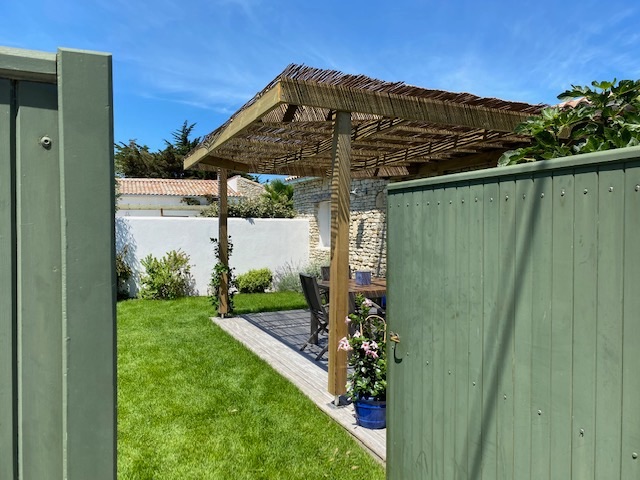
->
[184,64,544,178]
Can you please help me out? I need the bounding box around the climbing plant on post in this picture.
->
[209,236,236,316]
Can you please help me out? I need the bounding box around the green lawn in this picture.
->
[234,291,307,314]
[118,296,385,480]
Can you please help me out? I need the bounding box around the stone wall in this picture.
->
[292,177,388,276]
[228,175,265,198]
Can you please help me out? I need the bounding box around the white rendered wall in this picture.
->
[116,217,309,296]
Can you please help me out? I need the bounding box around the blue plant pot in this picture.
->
[354,397,386,429]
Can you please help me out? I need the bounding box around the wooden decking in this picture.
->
[211,309,386,464]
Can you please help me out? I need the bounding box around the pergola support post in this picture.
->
[218,168,229,317]
[328,110,351,397]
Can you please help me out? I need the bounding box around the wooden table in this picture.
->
[318,278,387,301]
[311,278,387,344]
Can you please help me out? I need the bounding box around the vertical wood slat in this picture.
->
[481,181,499,480]
[529,174,553,480]
[432,187,445,480]
[387,187,410,478]
[442,187,456,480]
[549,172,574,479]
[16,80,63,480]
[594,166,624,479]
[57,49,116,480]
[467,182,484,479]
[407,189,425,476]
[571,169,599,479]
[0,77,17,480]
[621,161,640,480]
[386,188,404,479]
[421,188,434,478]
[497,180,516,480]
[454,185,470,480]
[513,177,533,480]
[327,110,351,396]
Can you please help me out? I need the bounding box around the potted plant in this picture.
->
[338,294,387,429]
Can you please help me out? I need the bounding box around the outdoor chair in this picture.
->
[299,273,330,360]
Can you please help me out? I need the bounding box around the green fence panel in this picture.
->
[0,47,115,480]
[387,147,640,480]
[0,76,17,480]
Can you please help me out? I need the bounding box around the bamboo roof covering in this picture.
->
[184,64,544,178]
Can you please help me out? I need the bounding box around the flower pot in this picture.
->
[354,397,386,429]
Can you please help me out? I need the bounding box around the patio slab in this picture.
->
[211,309,386,464]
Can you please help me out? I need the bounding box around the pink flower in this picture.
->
[362,341,370,352]
[345,316,351,325]
[363,298,373,307]
[370,341,378,350]
[337,337,352,351]
[366,349,379,359]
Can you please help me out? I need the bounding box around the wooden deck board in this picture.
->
[212,310,386,463]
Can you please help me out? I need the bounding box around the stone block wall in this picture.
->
[292,177,388,276]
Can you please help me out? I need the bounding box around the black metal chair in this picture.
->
[299,273,330,360]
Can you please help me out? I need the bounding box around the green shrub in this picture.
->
[236,268,273,293]
[272,258,326,293]
[115,244,133,300]
[139,250,194,300]
[200,196,296,218]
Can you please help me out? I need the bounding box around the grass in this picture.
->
[233,291,307,314]
[118,296,385,480]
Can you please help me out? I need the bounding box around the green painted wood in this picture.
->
[549,172,574,480]
[571,169,598,479]
[386,188,407,479]
[16,80,64,480]
[0,77,17,480]
[512,177,533,480]
[433,187,446,480]
[57,49,116,480]
[594,166,624,479]
[497,180,516,480]
[529,174,553,480]
[407,189,427,476]
[466,182,484,479]
[454,185,470,480]
[421,188,435,478]
[442,187,457,480]
[387,152,639,480]
[0,46,57,83]
[621,161,640,480]
[0,47,115,480]
[480,181,499,480]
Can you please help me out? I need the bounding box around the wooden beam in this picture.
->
[328,111,351,397]
[280,79,531,132]
[0,46,56,83]
[218,168,229,317]
[184,84,284,170]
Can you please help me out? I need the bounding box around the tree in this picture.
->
[263,179,293,205]
[114,121,216,179]
[499,79,640,166]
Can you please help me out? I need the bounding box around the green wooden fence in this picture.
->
[0,47,116,479]
[386,147,640,479]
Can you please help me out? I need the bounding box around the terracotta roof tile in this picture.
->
[117,178,240,197]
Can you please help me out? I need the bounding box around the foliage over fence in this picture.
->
[500,79,640,166]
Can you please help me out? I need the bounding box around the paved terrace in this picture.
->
[211,309,386,464]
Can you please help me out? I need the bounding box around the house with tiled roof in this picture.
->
[116,176,263,217]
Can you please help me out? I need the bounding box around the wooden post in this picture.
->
[328,110,351,397]
[218,168,229,316]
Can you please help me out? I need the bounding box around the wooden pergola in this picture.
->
[183,64,542,398]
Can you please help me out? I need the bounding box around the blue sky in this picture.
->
[2,0,639,180]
